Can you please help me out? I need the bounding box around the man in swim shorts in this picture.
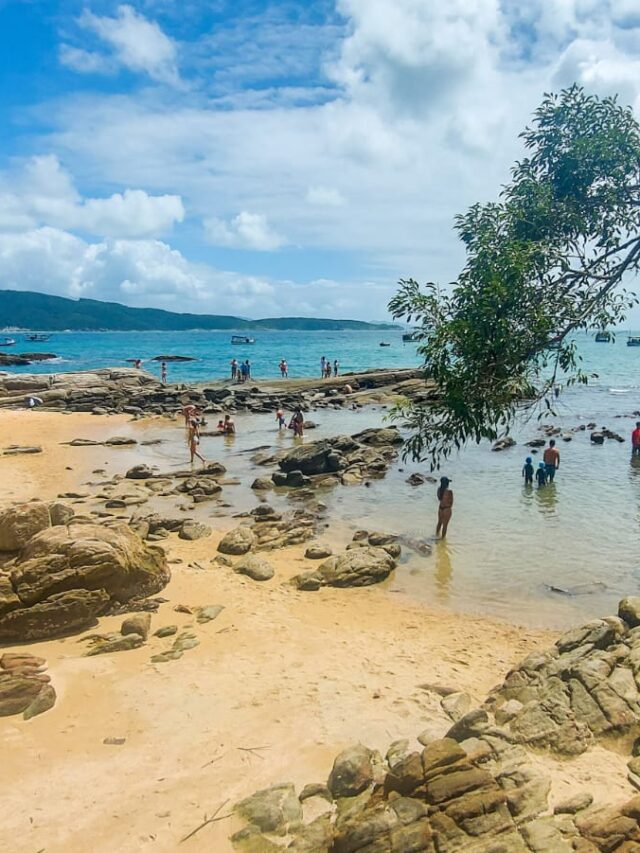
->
[543,439,560,482]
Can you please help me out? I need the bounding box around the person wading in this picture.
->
[543,439,560,482]
[436,476,453,539]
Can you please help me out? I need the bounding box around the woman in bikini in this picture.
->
[436,476,453,538]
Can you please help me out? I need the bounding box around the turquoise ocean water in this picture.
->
[4,328,640,628]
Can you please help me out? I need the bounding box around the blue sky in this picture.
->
[1,0,640,320]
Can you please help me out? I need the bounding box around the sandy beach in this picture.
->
[1,407,638,852]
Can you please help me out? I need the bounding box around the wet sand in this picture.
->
[0,410,632,852]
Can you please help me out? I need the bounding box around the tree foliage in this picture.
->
[390,86,640,467]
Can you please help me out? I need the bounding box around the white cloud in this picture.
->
[61,4,180,85]
[204,211,286,251]
[306,185,346,206]
[0,155,184,238]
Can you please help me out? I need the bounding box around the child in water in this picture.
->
[522,456,534,485]
[535,461,547,487]
[276,408,286,430]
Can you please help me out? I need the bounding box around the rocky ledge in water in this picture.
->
[231,598,640,852]
[0,367,427,416]
[0,501,170,642]
[258,427,404,490]
[0,352,58,367]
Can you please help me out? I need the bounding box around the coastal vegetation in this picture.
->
[0,290,395,332]
[391,86,640,467]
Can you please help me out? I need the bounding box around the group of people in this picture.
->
[182,403,236,464]
[276,406,305,436]
[230,359,251,382]
[522,439,560,487]
[320,356,339,378]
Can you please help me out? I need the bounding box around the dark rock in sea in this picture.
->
[591,431,605,444]
[251,477,273,491]
[492,436,516,451]
[151,355,196,362]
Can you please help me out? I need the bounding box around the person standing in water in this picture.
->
[436,477,453,538]
[160,361,167,384]
[276,408,286,430]
[632,421,640,457]
[320,356,326,378]
[543,439,560,482]
[522,456,534,485]
[536,461,547,487]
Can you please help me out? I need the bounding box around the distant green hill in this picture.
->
[0,290,396,331]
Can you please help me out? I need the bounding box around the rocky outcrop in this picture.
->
[0,522,169,642]
[0,652,56,720]
[0,501,74,552]
[231,601,640,852]
[294,546,397,591]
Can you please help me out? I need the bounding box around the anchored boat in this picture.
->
[595,331,611,343]
[0,337,16,347]
[231,335,255,345]
[627,336,640,347]
[25,333,51,342]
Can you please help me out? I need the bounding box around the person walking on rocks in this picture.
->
[161,361,167,384]
[543,439,560,482]
[632,421,640,457]
[436,477,453,539]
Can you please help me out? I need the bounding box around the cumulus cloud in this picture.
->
[0,155,184,238]
[60,4,180,85]
[204,212,287,251]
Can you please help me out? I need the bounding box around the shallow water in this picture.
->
[11,329,640,629]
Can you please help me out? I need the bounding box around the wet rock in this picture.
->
[328,744,375,798]
[251,478,273,491]
[235,783,302,834]
[590,431,605,444]
[619,597,640,628]
[304,544,333,560]
[492,436,516,451]
[104,436,137,446]
[125,464,153,479]
[178,520,212,541]
[121,613,151,640]
[406,472,426,485]
[217,526,255,555]
[234,555,274,582]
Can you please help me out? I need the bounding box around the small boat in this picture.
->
[379,342,391,347]
[25,333,51,342]
[595,331,611,342]
[0,337,16,347]
[627,336,640,347]
[231,335,255,345]
[402,331,421,343]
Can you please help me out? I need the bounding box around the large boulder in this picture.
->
[0,522,169,642]
[328,744,375,798]
[317,547,396,588]
[278,441,334,475]
[234,555,274,582]
[217,526,255,555]
[0,501,74,552]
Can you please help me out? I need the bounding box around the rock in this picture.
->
[196,605,224,623]
[154,625,178,638]
[234,555,275,582]
[554,793,594,814]
[178,521,212,541]
[84,632,145,655]
[441,692,472,722]
[272,471,289,487]
[2,445,43,455]
[590,431,605,444]
[293,572,322,591]
[0,522,169,642]
[105,436,137,446]
[235,783,302,834]
[619,597,640,628]
[316,547,396,588]
[22,683,57,720]
[279,441,335,475]
[121,613,151,640]
[251,478,273,491]
[125,464,153,479]
[492,436,516,451]
[103,737,126,745]
[286,470,306,488]
[328,744,375,798]
[304,544,333,560]
[299,784,333,803]
[407,473,426,485]
[0,501,74,552]
[217,526,255,555]
[352,427,403,446]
